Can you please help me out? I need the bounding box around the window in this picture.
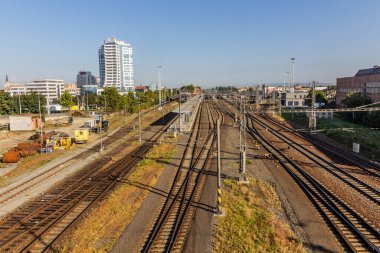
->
[288,101,293,106]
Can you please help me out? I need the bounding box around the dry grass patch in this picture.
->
[0,151,64,187]
[56,136,177,253]
[214,178,305,253]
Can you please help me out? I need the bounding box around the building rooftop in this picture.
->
[355,66,380,76]
[135,86,148,90]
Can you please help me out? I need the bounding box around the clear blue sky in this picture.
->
[0,0,379,88]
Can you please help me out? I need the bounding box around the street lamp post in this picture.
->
[291,58,295,89]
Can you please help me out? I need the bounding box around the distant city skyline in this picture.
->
[0,0,379,88]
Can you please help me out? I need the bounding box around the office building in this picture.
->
[25,79,64,102]
[82,85,99,95]
[76,71,97,89]
[281,89,308,107]
[4,82,27,96]
[98,36,134,92]
[336,66,380,105]
[64,83,80,97]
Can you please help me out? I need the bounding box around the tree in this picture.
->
[342,92,372,108]
[341,92,372,125]
[98,87,123,112]
[22,91,46,114]
[181,85,195,93]
[0,91,16,115]
[60,90,75,109]
[305,90,328,106]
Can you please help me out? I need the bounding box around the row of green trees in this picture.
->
[82,87,175,113]
[0,87,177,115]
[0,90,46,115]
[341,92,380,128]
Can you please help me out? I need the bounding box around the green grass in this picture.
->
[282,113,380,161]
[214,179,305,253]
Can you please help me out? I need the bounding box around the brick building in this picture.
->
[336,66,380,105]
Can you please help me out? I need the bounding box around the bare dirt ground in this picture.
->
[0,115,90,154]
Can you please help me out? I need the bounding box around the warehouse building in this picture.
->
[336,66,380,105]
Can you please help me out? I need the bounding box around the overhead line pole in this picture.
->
[139,95,142,142]
[158,66,162,110]
[216,118,222,214]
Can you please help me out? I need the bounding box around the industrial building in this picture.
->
[98,37,134,92]
[336,66,380,105]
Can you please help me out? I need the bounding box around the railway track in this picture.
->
[0,103,173,210]
[248,113,380,206]
[246,118,380,253]
[140,101,221,253]
[260,113,380,175]
[218,99,380,252]
[0,109,177,253]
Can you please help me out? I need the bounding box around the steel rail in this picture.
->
[0,108,177,252]
[166,102,221,252]
[260,113,380,174]
[246,118,380,252]
[141,102,205,252]
[216,99,380,252]
[248,113,380,205]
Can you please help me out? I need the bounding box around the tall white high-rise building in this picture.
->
[98,37,134,92]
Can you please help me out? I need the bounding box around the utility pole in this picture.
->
[86,91,89,111]
[277,91,282,116]
[104,94,107,115]
[37,93,43,145]
[100,123,104,152]
[255,85,259,111]
[178,85,182,133]
[138,96,142,141]
[309,81,317,132]
[216,118,222,214]
[239,97,247,181]
[291,57,296,89]
[158,66,162,110]
[18,91,22,114]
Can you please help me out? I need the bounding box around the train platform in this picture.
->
[169,94,202,133]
